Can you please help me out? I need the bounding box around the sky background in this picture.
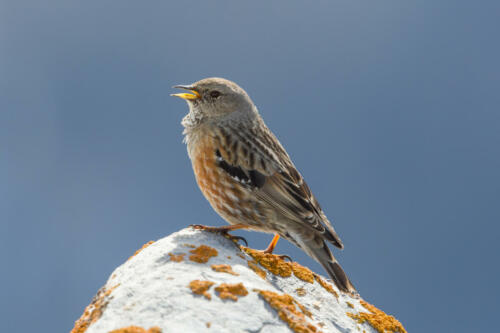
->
[1,1,499,332]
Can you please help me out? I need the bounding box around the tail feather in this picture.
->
[307,239,356,294]
[320,257,356,293]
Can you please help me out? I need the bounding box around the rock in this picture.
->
[72,228,406,333]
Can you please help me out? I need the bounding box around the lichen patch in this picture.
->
[291,262,315,283]
[71,284,120,333]
[128,241,155,260]
[256,290,319,333]
[346,301,354,309]
[347,300,407,333]
[295,287,307,296]
[189,245,218,263]
[247,260,267,279]
[183,243,196,248]
[214,283,249,301]
[188,280,215,300]
[314,274,339,299]
[242,247,292,277]
[242,247,315,283]
[211,264,239,275]
[168,253,185,262]
[109,326,162,333]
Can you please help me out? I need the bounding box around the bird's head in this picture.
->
[172,77,256,128]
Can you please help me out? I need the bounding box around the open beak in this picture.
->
[171,85,201,100]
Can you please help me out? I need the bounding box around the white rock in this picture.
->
[72,228,406,333]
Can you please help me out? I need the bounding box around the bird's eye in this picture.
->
[210,90,221,98]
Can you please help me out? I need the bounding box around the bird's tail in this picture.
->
[305,238,356,294]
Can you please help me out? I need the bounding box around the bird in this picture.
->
[172,77,355,293]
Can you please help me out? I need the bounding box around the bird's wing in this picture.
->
[214,120,344,249]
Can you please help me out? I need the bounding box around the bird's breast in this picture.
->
[190,135,264,227]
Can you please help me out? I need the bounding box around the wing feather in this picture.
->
[214,121,344,249]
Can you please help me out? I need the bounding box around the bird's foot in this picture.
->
[189,224,248,246]
[243,248,292,262]
[268,253,293,262]
[258,234,292,261]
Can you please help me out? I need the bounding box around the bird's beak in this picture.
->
[171,85,201,100]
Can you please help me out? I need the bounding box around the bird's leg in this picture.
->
[261,234,292,261]
[189,224,248,246]
[263,234,280,254]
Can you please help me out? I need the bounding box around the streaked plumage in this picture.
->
[173,77,355,293]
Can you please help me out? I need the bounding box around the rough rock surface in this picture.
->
[72,228,406,333]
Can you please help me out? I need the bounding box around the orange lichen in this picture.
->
[314,274,339,299]
[128,241,155,260]
[227,256,232,259]
[168,253,185,262]
[242,247,292,277]
[237,253,246,259]
[247,260,267,279]
[71,284,120,333]
[214,283,248,301]
[346,301,354,309]
[296,301,312,318]
[291,262,315,283]
[183,243,196,248]
[109,326,161,333]
[242,248,315,283]
[256,290,319,333]
[211,264,239,275]
[188,280,215,300]
[189,245,218,263]
[295,287,307,296]
[243,247,341,302]
[347,300,407,333]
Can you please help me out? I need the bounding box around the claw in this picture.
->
[228,235,248,247]
[188,224,248,246]
[276,254,292,262]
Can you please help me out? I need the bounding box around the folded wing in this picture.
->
[214,121,343,249]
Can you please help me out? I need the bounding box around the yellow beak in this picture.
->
[171,85,201,100]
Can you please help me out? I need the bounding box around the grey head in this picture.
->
[172,77,258,129]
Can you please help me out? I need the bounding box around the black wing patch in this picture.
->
[215,150,266,189]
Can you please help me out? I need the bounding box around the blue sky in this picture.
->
[1,1,499,332]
